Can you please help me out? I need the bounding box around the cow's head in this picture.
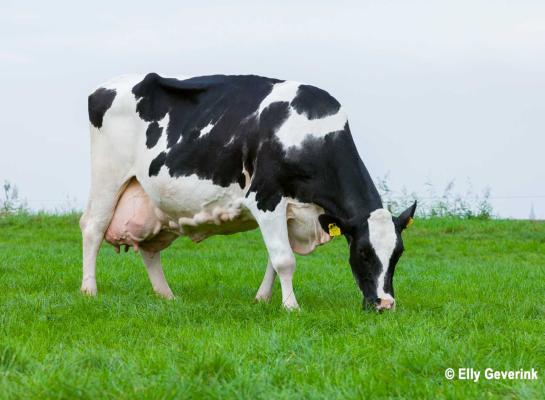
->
[319,201,416,311]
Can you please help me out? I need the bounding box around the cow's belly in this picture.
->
[106,175,329,254]
[139,171,257,239]
[106,175,258,251]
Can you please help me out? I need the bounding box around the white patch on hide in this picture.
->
[257,81,348,149]
[199,122,214,137]
[258,81,300,114]
[274,107,348,148]
[157,114,169,130]
[367,208,397,301]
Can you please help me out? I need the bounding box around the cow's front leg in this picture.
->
[245,196,299,310]
[255,258,276,303]
[140,250,174,299]
[273,253,298,310]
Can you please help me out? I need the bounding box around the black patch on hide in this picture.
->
[291,84,340,120]
[146,122,163,148]
[88,88,116,128]
[132,73,380,215]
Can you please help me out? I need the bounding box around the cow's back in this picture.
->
[88,72,352,223]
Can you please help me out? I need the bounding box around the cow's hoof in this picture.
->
[254,293,272,303]
[283,302,300,312]
[80,286,97,296]
[156,291,175,300]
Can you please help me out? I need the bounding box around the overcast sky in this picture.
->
[1,1,544,218]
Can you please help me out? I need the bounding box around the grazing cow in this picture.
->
[81,73,416,311]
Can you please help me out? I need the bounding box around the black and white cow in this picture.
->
[81,73,416,311]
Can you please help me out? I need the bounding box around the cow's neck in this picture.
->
[302,129,383,220]
[314,162,382,220]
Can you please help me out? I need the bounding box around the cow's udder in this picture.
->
[104,179,177,253]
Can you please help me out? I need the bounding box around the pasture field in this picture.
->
[0,214,544,399]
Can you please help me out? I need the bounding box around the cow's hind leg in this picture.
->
[255,258,276,303]
[140,250,174,299]
[80,174,130,295]
[246,196,299,310]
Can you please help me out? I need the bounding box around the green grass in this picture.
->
[0,214,544,399]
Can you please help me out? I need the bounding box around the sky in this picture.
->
[1,0,544,218]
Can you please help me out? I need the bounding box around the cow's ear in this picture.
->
[318,214,352,237]
[394,201,417,232]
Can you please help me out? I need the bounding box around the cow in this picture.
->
[81,73,416,311]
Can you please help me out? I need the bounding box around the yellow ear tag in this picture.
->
[328,223,341,237]
[406,217,414,228]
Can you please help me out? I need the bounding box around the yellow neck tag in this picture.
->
[328,223,341,237]
[407,217,414,228]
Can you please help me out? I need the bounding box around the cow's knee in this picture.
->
[81,219,106,246]
[255,260,276,303]
[79,213,88,231]
[271,254,295,277]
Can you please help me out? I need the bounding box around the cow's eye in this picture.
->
[359,246,372,259]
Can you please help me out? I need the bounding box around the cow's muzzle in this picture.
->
[376,297,395,311]
[364,297,396,312]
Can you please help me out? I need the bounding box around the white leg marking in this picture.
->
[80,177,129,296]
[80,214,100,296]
[140,250,174,299]
[255,258,277,303]
[245,195,299,310]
